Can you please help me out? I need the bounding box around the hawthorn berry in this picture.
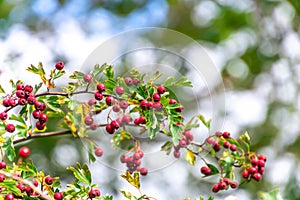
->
[105,96,115,106]
[120,155,129,163]
[134,118,140,125]
[175,105,184,112]
[153,93,161,102]
[229,144,237,151]
[169,99,177,104]
[0,174,5,182]
[251,158,258,166]
[230,181,238,189]
[95,148,103,157]
[39,113,48,123]
[24,85,33,93]
[17,184,25,192]
[54,192,63,200]
[45,176,53,185]
[96,83,106,93]
[138,116,146,124]
[222,131,230,138]
[206,137,214,144]
[253,172,262,181]
[85,116,94,126]
[94,189,100,196]
[112,105,121,112]
[16,90,25,98]
[215,131,223,137]
[213,141,220,152]
[36,121,46,130]
[0,112,8,120]
[16,84,25,90]
[110,120,120,129]
[173,150,181,158]
[248,166,258,174]
[258,154,267,162]
[125,77,133,86]
[147,101,153,108]
[32,179,38,186]
[5,194,14,200]
[133,78,140,85]
[89,189,97,198]
[83,74,92,83]
[259,167,265,174]
[0,162,6,169]
[27,96,36,105]
[90,122,98,130]
[25,186,33,195]
[223,141,230,148]
[2,99,10,107]
[119,100,128,109]
[18,98,26,105]
[157,86,166,94]
[94,92,103,101]
[242,170,249,178]
[115,86,124,95]
[19,146,30,158]
[55,61,64,70]
[140,100,148,109]
[32,110,41,119]
[106,124,115,134]
[257,160,265,167]
[218,181,227,190]
[133,152,141,160]
[34,101,44,111]
[5,124,15,133]
[212,184,219,193]
[179,139,187,148]
[153,102,163,111]
[200,166,211,175]
[8,98,16,106]
[122,115,131,124]
[140,167,148,176]
[88,99,97,106]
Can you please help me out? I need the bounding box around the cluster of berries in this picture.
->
[120,150,148,176]
[173,130,194,158]
[205,131,237,152]
[212,178,238,193]
[242,154,266,182]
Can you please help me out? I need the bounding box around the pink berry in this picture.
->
[16,84,25,90]
[229,144,237,151]
[95,148,103,157]
[89,189,97,198]
[179,139,187,148]
[54,192,63,200]
[5,194,14,200]
[124,77,133,86]
[153,102,163,111]
[105,96,115,106]
[85,116,94,126]
[119,100,128,109]
[212,184,219,193]
[16,90,25,98]
[153,93,160,102]
[230,181,238,189]
[116,86,124,95]
[223,141,230,148]
[215,131,223,137]
[83,74,92,83]
[97,84,106,93]
[173,150,181,158]
[0,112,8,120]
[133,78,140,85]
[5,124,15,133]
[258,154,267,162]
[27,96,36,105]
[18,98,26,105]
[45,176,53,185]
[112,105,121,112]
[169,99,177,104]
[88,99,97,106]
[24,85,33,93]
[253,172,262,181]
[2,99,10,107]
[140,167,148,176]
[122,115,131,124]
[218,181,227,190]
[157,86,166,94]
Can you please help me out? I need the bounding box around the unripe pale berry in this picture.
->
[125,77,133,86]
[19,146,30,158]
[55,61,64,70]
[115,86,124,95]
[157,86,166,94]
[83,74,92,83]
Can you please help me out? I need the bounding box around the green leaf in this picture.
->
[173,77,193,87]
[104,65,114,79]
[67,162,92,185]
[9,114,26,124]
[163,76,174,87]
[0,85,5,94]
[170,123,183,145]
[92,63,110,77]
[198,115,211,129]
[69,71,85,80]
[34,82,43,93]
[160,141,173,155]
[0,179,23,196]
[185,149,196,165]
[105,78,117,92]
[120,171,140,190]
[53,69,66,80]
[3,137,16,161]
[258,188,283,200]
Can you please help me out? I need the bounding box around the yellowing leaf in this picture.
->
[120,171,140,190]
[185,149,196,166]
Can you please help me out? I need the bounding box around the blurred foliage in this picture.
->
[1,0,300,199]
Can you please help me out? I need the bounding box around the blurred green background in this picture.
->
[1,0,300,199]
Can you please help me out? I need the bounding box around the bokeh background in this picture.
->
[1,0,300,199]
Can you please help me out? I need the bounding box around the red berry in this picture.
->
[133,152,141,160]
[153,102,163,111]
[90,122,98,130]
[32,179,38,186]
[110,120,120,129]
[0,112,8,120]
[36,121,46,130]
[17,184,25,192]
[134,118,140,125]
[116,86,124,95]
[138,150,144,158]
[94,189,100,196]
[251,158,258,166]
[223,141,230,148]
[89,189,97,198]
[83,74,92,83]
[16,84,25,90]
[2,99,10,107]
[157,86,166,94]
[25,187,33,195]
[223,178,231,185]
[215,131,223,137]
[94,92,103,101]
[242,170,249,178]
[213,141,220,152]
[218,181,227,190]
[105,96,115,106]
[119,100,128,109]
[140,167,148,176]
[122,115,131,124]
[0,162,6,169]
[200,166,211,175]
[88,99,97,106]
[133,78,140,85]
[229,144,237,151]
[175,105,184,112]
[258,154,267,162]
[125,77,133,86]
[259,167,265,174]
[5,124,15,133]
[173,150,181,158]
[112,105,121,112]
[55,61,64,70]
[120,155,128,163]
[8,98,16,106]
[222,131,230,138]
[206,137,214,144]
[5,194,14,200]
[179,139,187,148]
[184,131,194,142]
[96,83,106,93]
[24,85,33,93]
[138,116,146,124]
[45,176,53,185]
[147,101,153,108]
[27,96,36,105]
[34,101,43,111]
[253,172,262,181]
[140,100,148,109]
[248,166,258,174]
[212,184,219,193]
[54,192,63,200]
[0,174,5,182]
[230,181,238,189]
[16,90,25,98]
[95,148,103,157]
[257,160,265,168]
[153,93,160,102]
[39,113,48,123]
[169,99,177,104]
[18,98,26,105]
[85,116,94,126]
[105,124,115,134]
[19,146,30,158]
